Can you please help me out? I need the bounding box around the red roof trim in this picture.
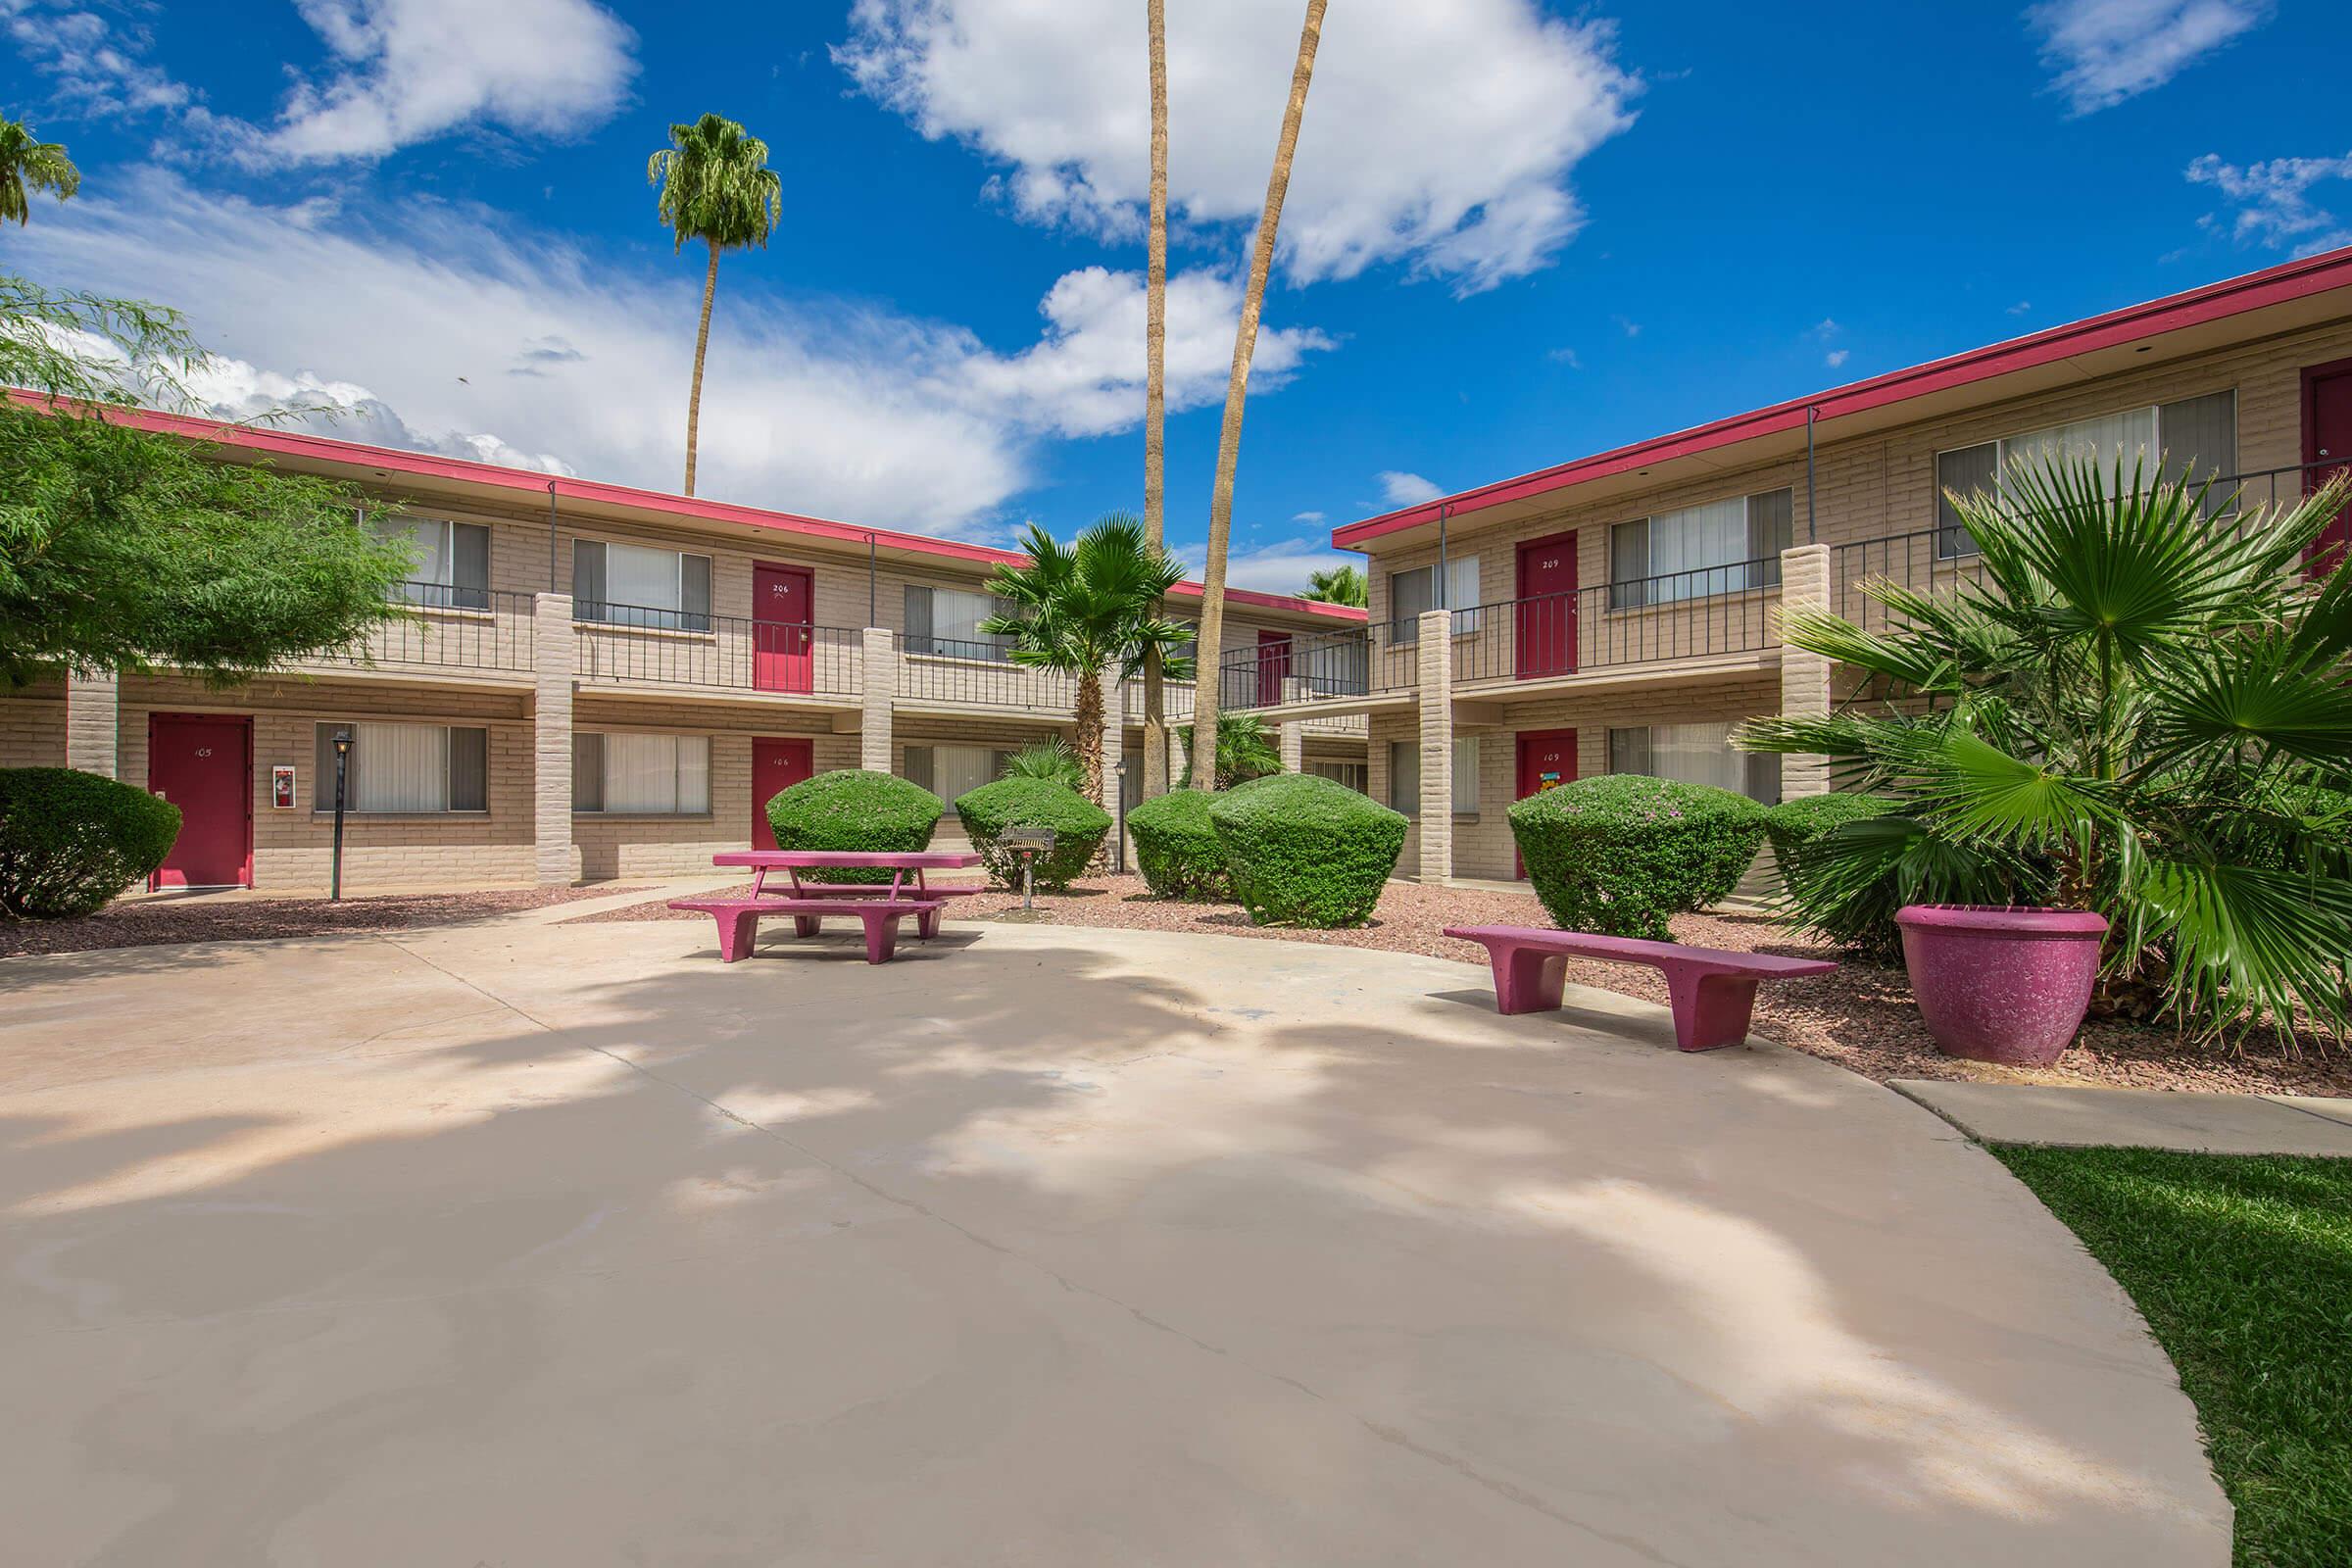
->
[11,393,1366,623]
[1334,242,2352,549]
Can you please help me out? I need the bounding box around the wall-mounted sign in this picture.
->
[271,765,297,808]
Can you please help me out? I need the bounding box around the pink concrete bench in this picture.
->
[792,881,984,938]
[1443,925,1838,1052]
[671,896,945,964]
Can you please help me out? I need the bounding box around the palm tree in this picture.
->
[1188,0,1327,790]
[1301,564,1366,607]
[0,116,80,227]
[1740,457,2352,1042]
[1182,711,1284,789]
[982,514,1197,842]
[1000,738,1086,791]
[647,113,782,496]
[1140,0,1173,801]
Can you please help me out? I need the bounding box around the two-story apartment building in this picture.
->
[0,411,1370,892]
[1217,243,2352,885]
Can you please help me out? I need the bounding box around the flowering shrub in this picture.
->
[1507,773,1765,939]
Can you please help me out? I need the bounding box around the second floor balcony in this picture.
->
[575,603,863,700]
[308,583,538,679]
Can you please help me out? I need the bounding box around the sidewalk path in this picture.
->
[1889,1079,2352,1155]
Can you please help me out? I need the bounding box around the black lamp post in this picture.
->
[1112,758,1128,876]
[330,728,353,902]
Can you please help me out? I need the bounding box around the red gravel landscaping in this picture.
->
[1,884,646,960]
[578,874,2352,1099]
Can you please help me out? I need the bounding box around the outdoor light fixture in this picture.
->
[330,728,354,903]
[1112,759,1128,875]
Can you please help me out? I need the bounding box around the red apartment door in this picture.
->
[148,713,252,889]
[751,738,815,851]
[753,564,815,693]
[1515,531,1578,679]
[1513,728,1577,878]
[2307,361,2352,570]
[1256,629,1293,707]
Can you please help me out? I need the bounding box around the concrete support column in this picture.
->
[1777,543,1834,798]
[1278,720,1303,774]
[1096,670,1125,815]
[65,669,120,778]
[1414,608,1453,884]
[532,591,576,885]
[859,626,897,773]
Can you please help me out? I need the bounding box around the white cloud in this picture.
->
[2186,150,2352,255]
[1613,315,1642,337]
[1547,346,1582,368]
[837,0,1638,296]
[183,357,575,476]
[1291,510,1326,524]
[0,1,191,116]
[1377,470,1443,507]
[2029,0,2271,116]
[12,172,1331,535]
[2007,300,2034,315]
[1178,538,1352,598]
[1825,349,1850,368]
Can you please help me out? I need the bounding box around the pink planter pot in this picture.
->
[1894,904,2109,1067]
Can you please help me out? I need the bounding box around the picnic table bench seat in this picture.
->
[670,895,947,964]
[1443,925,1838,1052]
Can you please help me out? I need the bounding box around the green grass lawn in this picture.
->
[1991,1146,2352,1568]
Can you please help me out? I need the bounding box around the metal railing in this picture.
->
[315,584,536,673]
[898,642,1076,712]
[576,605,861,696]
[1122,679,1197,724]
[1448,558,1781,685]
[1216,625,1414,712]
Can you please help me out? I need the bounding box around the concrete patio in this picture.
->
[1,919,2228,1564]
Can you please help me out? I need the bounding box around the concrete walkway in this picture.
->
[1,921,2228,1565]
[1891,1078,2352,1155]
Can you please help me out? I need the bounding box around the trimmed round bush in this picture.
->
[763,769,941,884]
[1127,788,1230,900]
[1761,792,1900,883]
[1509,774,1765,940]
[0,766,182,919]
[955,776,1110,891]
[1208,773,1405,928]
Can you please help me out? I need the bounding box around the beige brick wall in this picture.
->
[1,684,67,767]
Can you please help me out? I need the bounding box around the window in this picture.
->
[1608,721,1780,805]
[572,540,712,630]
[904,584,1011,661]
[572,732,710,814]
[369,516,489,609]
[903,743,1007,802]
[1936,390,2237,557]
[1609,488,1791,607]
[1389,555,1480,641]
[1307,760,1370,795]
[1388,736,1481,815]
[313,721,487,812]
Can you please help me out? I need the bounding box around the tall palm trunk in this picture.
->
[1140,0,1172,799]
[1188,0,1325,791]
[1075,667,1109,869]
[683,241,720,496]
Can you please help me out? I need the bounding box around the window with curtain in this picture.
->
[1608,488,1790,607]
[572,540,712,630]
[312,721,487,811]
[1307,760,1370,794]
[1388,736,1481,815]
[1388,556,1480,641]
[1936,389,2237,558]
[902,743,1007,802]
[904,585,1011,661]
[1607,721,1780,805]
[570,732,710,814]
[368,516,490,609]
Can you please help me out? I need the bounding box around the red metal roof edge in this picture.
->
[1333,242,2352,549]
[7,392,1366,623]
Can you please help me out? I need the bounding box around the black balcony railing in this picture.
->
[316,584,536,673]
[576,606,860,696]
[1122,679,1198,724]
[1448,558,1780,685]
[897,642,1075,711]
[1216,625,1413,712]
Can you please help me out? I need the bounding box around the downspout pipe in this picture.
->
[867,533,878,626]
[547,480,559,592]
[1804,406,1819,545]
[1436,501,1450,611]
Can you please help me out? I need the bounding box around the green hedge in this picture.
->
[1509,774,1764,940]
[762,769,941,884]
[1209,773,1405,928]
[954,776,1110,891]
[1127,788,1229,900]
[0,766,182,918]
[1761,792,1900,883]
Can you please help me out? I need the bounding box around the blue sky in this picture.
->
[4,0,2347,592]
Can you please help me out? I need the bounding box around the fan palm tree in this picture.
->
[982,514,1197,839]
[1140,0,1173,801]
[648,113,782,496]
[1182,711,1284,789]
[1739,456,2352,1041]
[1301,564,1366,607]
[0,116,80,227]
[1188,0,1327,790]
[1000,737,1086,791]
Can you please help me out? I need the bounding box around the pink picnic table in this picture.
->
[674,850,985,963]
